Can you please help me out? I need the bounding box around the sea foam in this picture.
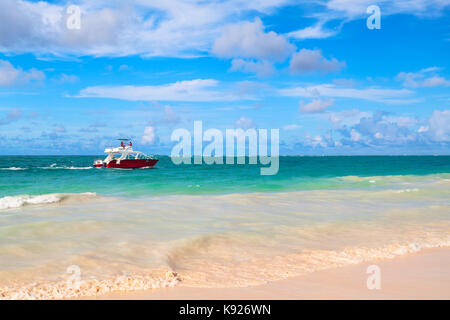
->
[38,165,93,170]
[0,193,96,210]
[0,270,180,300]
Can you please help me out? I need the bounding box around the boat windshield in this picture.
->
[135,153,148,159]
[112,153,149,160]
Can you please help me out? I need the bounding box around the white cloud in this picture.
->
[328,109,371,127]
[0,0,125,55]
[427,110,450,141]
[421,76,449,87]
[299,99,334,113]
[420,66,441,73]
[350,129,361,141]
[142,126,156,145]
[212,17,294,61]
[289,49,345,74]
[337,111,419,145]
[280,83,415,104]
[0,0,291,57]
[0,0,448,57]
[229,59,275,77]
[0,60,45,86]
[77,79,245,102]
[305,134,329,147]
[396,68,450,88]
[0,62,20,86]
[235,116,255,129]
[287,23,338,40]
[325,0,449,18]
[299,108,450,150]
[287,1,449,41]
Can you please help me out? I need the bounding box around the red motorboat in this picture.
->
[93,139,158,169]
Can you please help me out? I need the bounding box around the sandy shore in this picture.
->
[86,247,450,300]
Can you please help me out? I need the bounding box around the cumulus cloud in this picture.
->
[299,99,334,113]
[340,111,416,144]
[0,0,292,57]
[1,0,448,58]
[0,0,126,55]
[426,110,450,141]
[141,126,156,145]
[396,67,450,88]
[289,49,345,74]
[212,17,294,61]
[350,129,361,141]
[230,59,275,77]
[0,60,45,86]
[330,110,450,151]
[304,132,335,148]
[332,110,450,147]
[77,79,246,102]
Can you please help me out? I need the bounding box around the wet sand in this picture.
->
[89,247,450,300]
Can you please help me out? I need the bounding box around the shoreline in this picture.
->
[85,247,450,300]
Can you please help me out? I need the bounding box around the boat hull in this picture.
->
[106,159,158,169]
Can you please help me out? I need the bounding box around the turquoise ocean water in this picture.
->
[2,156,450,197]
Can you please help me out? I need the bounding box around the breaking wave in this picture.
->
[38,164,93,170]
[0,270,180,300]
[1,235,449,299]
[0,165,93,170]
[0,193,97,210]
[164,234,450,288]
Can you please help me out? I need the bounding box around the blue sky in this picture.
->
[0,0,449,155]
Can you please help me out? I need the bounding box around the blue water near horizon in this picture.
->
[1,155,450,198]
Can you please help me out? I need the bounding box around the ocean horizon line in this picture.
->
[1,154,450,157]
